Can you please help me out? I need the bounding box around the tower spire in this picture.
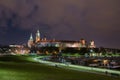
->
[28,33,34,48]
[30,33,33,40]
[36,29,40,42]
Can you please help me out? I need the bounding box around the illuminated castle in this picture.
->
[28,30,96,48]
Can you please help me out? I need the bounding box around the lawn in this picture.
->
[0,55,120,80]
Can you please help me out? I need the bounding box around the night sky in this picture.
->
[0,0,120,48]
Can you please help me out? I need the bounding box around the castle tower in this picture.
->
[28,33,34,48]
[35,30,40,42]
[80,38,86,47]
[89,40,96,48]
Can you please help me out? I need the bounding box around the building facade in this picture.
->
[28,30,96,49]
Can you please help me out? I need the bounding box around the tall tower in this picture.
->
[80,38,86,47]
[35,30,40,42]
[89,40,96,48]
[28,33,34,48]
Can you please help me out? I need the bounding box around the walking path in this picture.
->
[34,57,120,77]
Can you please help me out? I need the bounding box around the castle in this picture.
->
[27,30,96,49]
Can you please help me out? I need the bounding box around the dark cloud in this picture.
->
[0,0,120,48]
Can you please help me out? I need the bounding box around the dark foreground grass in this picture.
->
[0,55,120,80]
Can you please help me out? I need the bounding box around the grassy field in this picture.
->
[0,55,120,80]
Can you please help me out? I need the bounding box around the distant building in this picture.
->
[89,40,96,48]
[35,30,40,43]
[80,38,86,47]
[28,33,34,48]
[9,45,30,54]
[27,30,96,49]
